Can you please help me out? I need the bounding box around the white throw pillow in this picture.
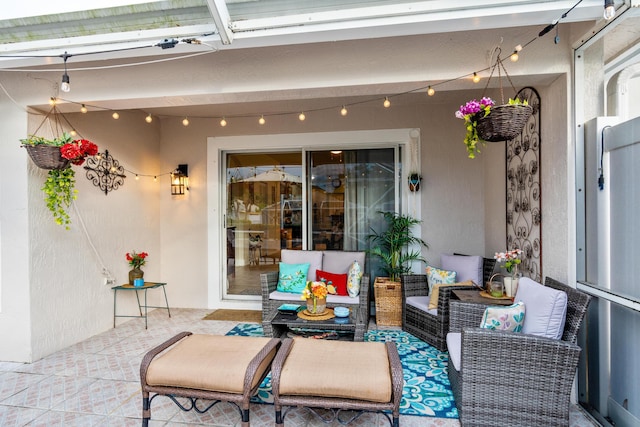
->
[514,277,567,340]
[441,254,483,287]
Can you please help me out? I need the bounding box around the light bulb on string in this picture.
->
[298,112,306,121]
[604,0,615,20]
[182,117,189,126]
[49,97,56,106]
[153,176,157,182]
[220,117,227,127]
[259,115,266,125]
[60,52,71,93]
[145,114,153,123]
[112,112,120,119]
[427,86,435,96]
[511,44,522,62]
[340,106,348,116]
[383,97,391,108]
[70,130,77,137]
[472,72,481,83]
[135,174,139,180]
[80,104,87,113]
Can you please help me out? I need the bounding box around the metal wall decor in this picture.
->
[506,87,542,281]
[84,149,126,195]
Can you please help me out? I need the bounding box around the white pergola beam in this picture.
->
[206,0,234,45]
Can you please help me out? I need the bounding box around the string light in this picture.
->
[80,104,87,113]
[60,52,71,93]
[511,44,523,62]
[604,0,615,20]
[112,112,119,119]
[153,176,157,182]
[145,114,153,123]
[427,86,435,96]
[383,97,391,108]
[298,112,306,121]
[220,117,227,127]
[340,106,348,116]
[135,174,139,180]
[49,97,56,105]
[182,117,189,126]
[472,72,481,83]
[70,130,77,136]
[259,115,265,125]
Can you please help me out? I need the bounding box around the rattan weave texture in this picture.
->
[23,145,70,170]
[476,104,533,142]
[447,277,591,426]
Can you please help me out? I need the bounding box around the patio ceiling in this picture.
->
[0,0,608,66]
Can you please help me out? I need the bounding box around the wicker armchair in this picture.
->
[400,257,495,351]
[447,277,591,427]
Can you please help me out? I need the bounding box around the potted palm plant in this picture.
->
[367,211,428,326]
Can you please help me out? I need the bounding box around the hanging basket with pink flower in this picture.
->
[455,52,533,158]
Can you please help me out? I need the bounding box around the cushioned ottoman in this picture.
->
[140,332,280,427]
[271,338,403,426]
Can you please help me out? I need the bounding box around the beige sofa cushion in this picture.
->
[279,339,392,402]
[322,251,366,274]
[281,249,323,281]
[146,335,277,393]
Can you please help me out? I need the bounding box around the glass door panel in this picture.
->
[225,152,302,296]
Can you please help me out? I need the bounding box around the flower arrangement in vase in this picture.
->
[494,248,523,297]
[21,133,98,228]
[126,251,149,285]
[301,280,336,314]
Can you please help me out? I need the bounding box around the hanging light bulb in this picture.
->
[69,130,77,137]
[383,97,391,108]
[427,86,435,96]
[259,115,266,125]
[472,72,481,83]
[135,174,140,180]
[112,112,120,119]
[153,176,157,182]
[298,112,306,121]
[182,117,190,126]
[60,52,71,92]
[220,117,227,127]
[604,0,615,20]
[80,104,87,113]
[49,97,56,106]
[340,106,348,116]
[511,44,522,62]
[145,114,153,123]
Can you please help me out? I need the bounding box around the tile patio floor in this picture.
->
[0,308,601,426]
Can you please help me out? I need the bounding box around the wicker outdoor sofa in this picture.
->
[447,277,591,426]
[400,256,496,351]
[260,249,370,324]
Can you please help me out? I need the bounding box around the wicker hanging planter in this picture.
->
[476,103,533,142]
[23,145,70,170]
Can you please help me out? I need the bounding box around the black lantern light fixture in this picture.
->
[171,164,189,195]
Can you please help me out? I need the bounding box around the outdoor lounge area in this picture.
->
[1,2,640,427]
[0,308,600,426]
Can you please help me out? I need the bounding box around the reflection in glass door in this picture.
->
[225,152,302,296]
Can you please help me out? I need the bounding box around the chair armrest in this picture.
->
[436,286,481,323]
[401,274,429,298]
[359,273,370,320]
[448,300,486,332]
[261,271,279,312]
[459,327,581,408]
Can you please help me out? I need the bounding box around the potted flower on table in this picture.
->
[301,280,336,314]
[494,248,522,297]
[126,251,149,285]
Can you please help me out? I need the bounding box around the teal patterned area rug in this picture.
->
[225,324,458,419]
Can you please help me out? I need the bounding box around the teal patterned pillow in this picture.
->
[480,302,526,332]
[277,262,310,293]
[425,265,457,292]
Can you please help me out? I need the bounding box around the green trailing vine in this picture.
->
[42,168,77,229]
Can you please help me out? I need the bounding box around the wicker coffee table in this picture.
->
[263,307,365,341]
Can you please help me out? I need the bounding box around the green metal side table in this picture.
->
[112,282,171,329]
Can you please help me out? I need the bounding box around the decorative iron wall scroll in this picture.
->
[506,87,541,281]
[84,149,126,195]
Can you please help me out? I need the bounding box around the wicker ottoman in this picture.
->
[140,332,280,427]
[271,338,403,426]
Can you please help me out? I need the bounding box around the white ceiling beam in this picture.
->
[205,0,234,45]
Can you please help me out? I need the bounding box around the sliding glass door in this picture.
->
[225,147,398,297]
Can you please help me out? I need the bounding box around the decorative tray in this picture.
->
[479,290,513,300]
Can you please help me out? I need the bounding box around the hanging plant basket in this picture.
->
[476,103,533,142]
[22,145,70,170]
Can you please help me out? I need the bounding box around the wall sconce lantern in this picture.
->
[171,164,189,195]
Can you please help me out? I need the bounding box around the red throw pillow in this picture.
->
[316,269,348,296]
